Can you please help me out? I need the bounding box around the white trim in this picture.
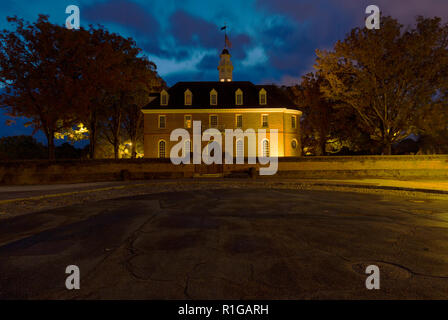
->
[142,108,302,115]
[236,139,244,158]
[184,114,192,128]
[291,115,297,129]
[210,89,218,106]
[160,90,169,106]
[291,138,298,149]
[235,114,243,128]
[158,115,166,128]
[261,114,269,127]
[158,139,167,158]
[261,138,270,157]
[209,114,218,128]
[235,88,243,105]
[183,139,191,157]
[184,89,192,106]
[259,88,267,105]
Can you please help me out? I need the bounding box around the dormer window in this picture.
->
[259,88,267,105]
[184,89,192,106]
[235,89,243,105]
[210,89,218,106]
[160,90,168,106]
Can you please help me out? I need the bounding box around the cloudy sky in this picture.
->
[1,0,447,140]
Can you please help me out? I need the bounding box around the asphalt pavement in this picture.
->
[0,187,447,299]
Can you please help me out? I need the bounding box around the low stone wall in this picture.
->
[0,155,447,185]
[274,155,448,180]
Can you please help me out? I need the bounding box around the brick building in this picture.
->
[142,48,302,159]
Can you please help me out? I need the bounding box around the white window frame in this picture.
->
[184,89,192,106]
[291,139,298,149]
[209,114,218,128]
[158,115,166,129]
[183,139,191,157]
[160,90,168,106]
[292,115,297,129]
[236,139,244,158]
[235,88,243,106]
[261,139,270,157]
[210,89,218,106]
[261,114,269,128]
[235,114,243,128]
[184,114,192,129]
[259,88,267,105]
[158,139,166,158]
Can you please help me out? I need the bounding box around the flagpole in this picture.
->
[224,23,226,48]
[221,24,228,48]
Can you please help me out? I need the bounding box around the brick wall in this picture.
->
[1,155,447,185]
[143,111,301,158]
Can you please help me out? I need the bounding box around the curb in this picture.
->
[0,179,447,206]
[303,182,448,195]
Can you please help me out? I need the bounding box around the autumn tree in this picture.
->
[93,34,164,159]
[315,16,448,155]
[0,15,88,159]
[285,73,373,155]
[0,16,164,159]
[76,27,127,159]
[286,73,337,155]
[121,58,165,158]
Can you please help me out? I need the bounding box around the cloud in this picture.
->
[169,10,251,58]
[197,53,219,70]
[241,46,268,67]
[83,0,160,36]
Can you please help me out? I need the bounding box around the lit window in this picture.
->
[184,89,192,106]
[262,139,270,157]
[259,88,267,105]
[210,89,217,106]
[292,115,297,129]
[158,140,166,158]
[184,115,192,128]
[235,89,243,105]
[236,114,243,128]
[210,115,218,128]
[261,114,268,127]
[160,90,168,106]
[291,139,297,149]
[183,140,191,157]
[158,115,166,129]
[236,139,244,158]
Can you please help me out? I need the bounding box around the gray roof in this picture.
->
[142,81,298,110]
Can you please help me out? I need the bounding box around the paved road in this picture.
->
[0,188,447,299]
[2,178,448,203]
[0,181,145,201]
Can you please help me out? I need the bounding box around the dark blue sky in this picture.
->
[1,0,447,143]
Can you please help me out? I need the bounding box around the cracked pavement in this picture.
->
[0,187,448,299]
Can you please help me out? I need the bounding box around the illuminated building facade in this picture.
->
[142,48,302,159]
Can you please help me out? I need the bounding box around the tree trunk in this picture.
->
[112,111,122,160]
[319,139,326,156]
[47,130,56,160]
[89,112,97,159]
[130,139,137,158]
[114,139,119,160]
[382,142,392,155]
